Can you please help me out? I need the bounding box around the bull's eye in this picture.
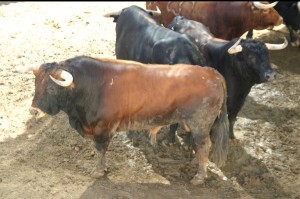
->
[47,86,56,95]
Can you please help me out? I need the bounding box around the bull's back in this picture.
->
[152,2,253,40]
[115,6,160,62]
[115,6,205,65]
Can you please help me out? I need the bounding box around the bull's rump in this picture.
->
[98,62,225,130]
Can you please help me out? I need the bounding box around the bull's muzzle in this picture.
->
[265,71,276,81]
[29,107,46,119]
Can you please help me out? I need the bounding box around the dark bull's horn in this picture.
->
[253,1,278,9]
[15,64,40,73]
[103,10,122,18]
[265,37,288,50]
[50,70,73,87]
[103,7,161,18]
[228,38,243,54]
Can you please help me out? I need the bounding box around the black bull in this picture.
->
[19,56,229,185]
[273,1,300,47]
[105,5,207,66]
[167,16,288,140]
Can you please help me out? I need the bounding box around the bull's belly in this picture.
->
[115,101,219,132]
[116,115,181,132]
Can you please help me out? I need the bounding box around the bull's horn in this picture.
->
[146,7,162,16]
[253,1,278,9]
[103,10,122,18]
[265,37,288,50]
[15,64,40,73]
[228,38,243,54]
[297,2,300,12]
[50,70,73,87]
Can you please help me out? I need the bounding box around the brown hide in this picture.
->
[146,1,282,40]
[91,59,225,135]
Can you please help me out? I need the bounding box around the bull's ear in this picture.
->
[112,15,119,22]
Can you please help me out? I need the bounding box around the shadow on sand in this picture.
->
[79,129,292,199]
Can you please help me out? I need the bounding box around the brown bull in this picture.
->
[18,56,229,185]
[146,1,283,40]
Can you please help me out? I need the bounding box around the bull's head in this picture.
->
[252,1,283,30]
[227,37,288,83]
[17,64,73,118]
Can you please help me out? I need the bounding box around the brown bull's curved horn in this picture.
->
[253,1,278,9]
[228,38,243,54]
[50,70,73,87]
[265,37,288,50]
[16,64,40,73]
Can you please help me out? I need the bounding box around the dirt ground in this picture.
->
[0,2,299,199]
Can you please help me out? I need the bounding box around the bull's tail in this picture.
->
[209,97,229,168]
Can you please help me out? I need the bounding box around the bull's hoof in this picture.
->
[190,174,205,185]
[91,168,106,178]
[291,40,300,47]
[162,139,176,147]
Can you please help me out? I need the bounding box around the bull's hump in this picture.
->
[147,64,193,78]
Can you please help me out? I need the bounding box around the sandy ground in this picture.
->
[0,2,299,199]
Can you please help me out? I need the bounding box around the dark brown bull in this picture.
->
[18,56,229,185]
[146,1,283,40]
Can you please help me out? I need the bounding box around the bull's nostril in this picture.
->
[29,107,39,116]
[29,107,46,118]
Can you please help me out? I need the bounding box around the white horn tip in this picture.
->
[14,64,40,73]
[15,66,27,73]
[156,6,161,14]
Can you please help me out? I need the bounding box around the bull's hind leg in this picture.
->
[168,123,179,144]
[190,131,212,185]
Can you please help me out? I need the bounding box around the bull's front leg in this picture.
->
[91,133,112,178]
[190,135,211,185]
[229,117,236,139]
[287,25,300,47]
